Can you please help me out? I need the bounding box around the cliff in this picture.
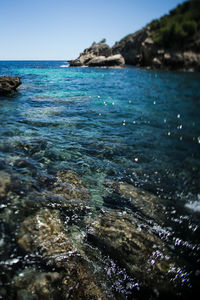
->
[112,0,200,71]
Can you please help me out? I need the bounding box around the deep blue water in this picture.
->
[0,61,200,298]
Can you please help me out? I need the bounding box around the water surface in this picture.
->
[0,61,200,299]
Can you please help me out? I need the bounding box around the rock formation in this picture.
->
[112,27,200,71]
[17,208,108,299]
[69,41,125,68]
[87,210,185,296]
[0,76,21,96]
[112,1,200,71]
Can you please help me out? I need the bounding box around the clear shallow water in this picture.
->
[0,61,200,299]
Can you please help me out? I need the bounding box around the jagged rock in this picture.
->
[112,28,149,65]
[0,76,21,96]
[87,211,184,294]
[69,41,125,68]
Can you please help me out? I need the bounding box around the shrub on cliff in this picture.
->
[150,0,199,49]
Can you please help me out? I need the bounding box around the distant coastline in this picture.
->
[70,0,200,71]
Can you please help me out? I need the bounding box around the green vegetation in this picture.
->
[150,0,200,48]
[100,38,106,43]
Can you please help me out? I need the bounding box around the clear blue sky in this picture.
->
[0,0,185,60]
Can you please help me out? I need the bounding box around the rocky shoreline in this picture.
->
[0,76,21,96]
[69,29,200,72]
[112,27,200,72]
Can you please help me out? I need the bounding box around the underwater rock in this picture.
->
[13,268,61,300]
[51,170,91,220]
[87,211,182,294]
[0,76,21,95]
[17,209,108,299]
[0,171,11,199]
[61,256,109,300]
[53,170,90,201]
[115,182,164,221]
[17,208,76,264]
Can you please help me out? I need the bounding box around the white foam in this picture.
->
[185,194,200,212]
[60,65,69,68]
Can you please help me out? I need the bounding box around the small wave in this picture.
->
[185,194,200,212]
[60,65,69,68]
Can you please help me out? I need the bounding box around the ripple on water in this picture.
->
[0,61,200,299]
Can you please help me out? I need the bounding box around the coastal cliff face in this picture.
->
[69,41,125,68]
[112,0,200,71]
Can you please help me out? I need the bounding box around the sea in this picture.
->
[0,61,200,299]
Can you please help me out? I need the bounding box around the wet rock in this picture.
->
[0,76,21,96]
[13,265,108,300]
[87,211,182,294]
[17,209,108,299]
[13,269,61,300]
[106,181,164,222]
[51,170,91,218]
[17,208,76,264]
[54,170,90,201]
[61,257,109,300]
[0,171,11,199]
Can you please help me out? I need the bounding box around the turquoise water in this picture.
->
[0,61,200,298]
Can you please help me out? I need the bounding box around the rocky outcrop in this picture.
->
[112,27,200,71]
[0,76,21,95]
[69,41,125,68]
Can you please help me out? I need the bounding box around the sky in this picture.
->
[0,0,185,60]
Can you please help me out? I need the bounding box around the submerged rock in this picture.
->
[17,208,108,299]
[13,269,61,300]
[116,182,164,220]
[51,170,91,220]
[87,211,183,295]
[17,208,76,263]
[69,41,125,68]
[0,76,21,96]
[54,170,90,201]
[0,171,11,199]
[105,181,165,223]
